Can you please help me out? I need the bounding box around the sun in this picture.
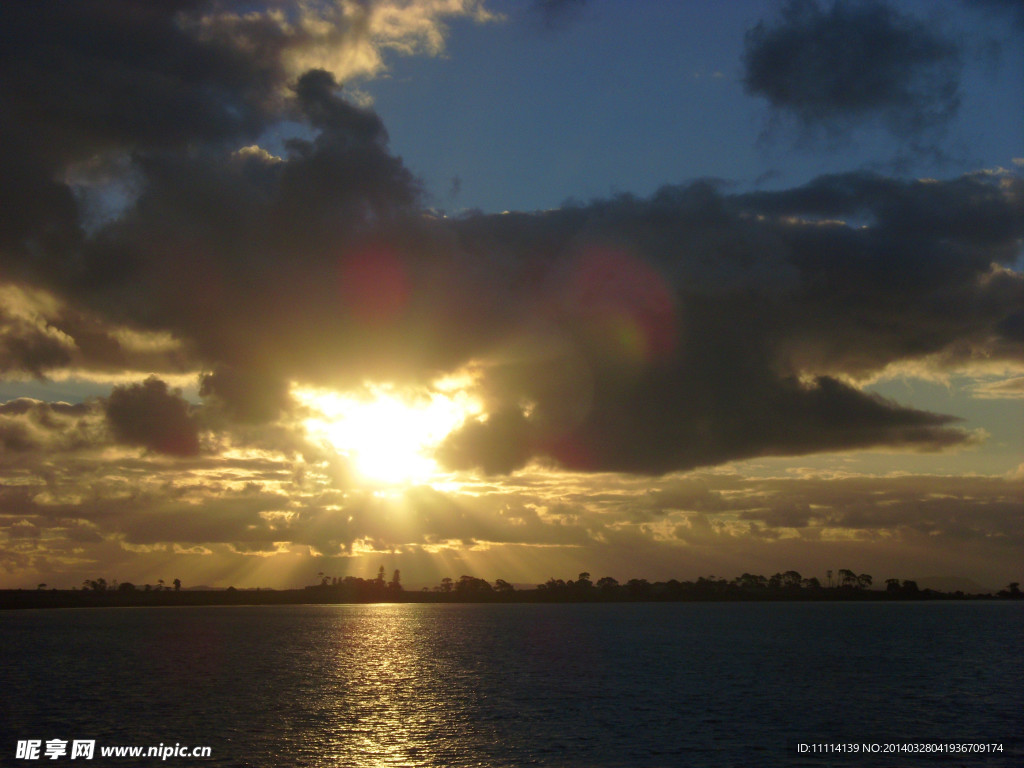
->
[295,379,481,486]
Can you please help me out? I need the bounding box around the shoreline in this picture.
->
[3,587,1017,610]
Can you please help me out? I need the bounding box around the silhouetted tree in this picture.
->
[997,582,1022,599]
[838,569,857,588]
[663,579,683,599]
[173,578,181,591]
[626,578,651,599]
[782,571,802,589]
[456,575,492,596]
[494,579,515,593]
[695,576,728,596]
[734,573,767,591]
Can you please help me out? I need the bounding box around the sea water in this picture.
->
[2,601,1021,767]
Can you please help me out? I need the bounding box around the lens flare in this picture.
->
[338,245,411,325]
[559,245,678,367]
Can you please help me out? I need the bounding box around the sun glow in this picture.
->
[295,380,482,486]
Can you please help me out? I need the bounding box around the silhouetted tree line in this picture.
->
[4,569,1020,610]
[304,567,1021,603]
[305,565,404,602]
[80,577,181,592]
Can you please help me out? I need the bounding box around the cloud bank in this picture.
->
[0,1,1021,587]
[1,2,1021,475]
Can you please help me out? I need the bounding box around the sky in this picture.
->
[0,0,1021,591]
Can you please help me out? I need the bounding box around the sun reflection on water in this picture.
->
[306,604,481,767]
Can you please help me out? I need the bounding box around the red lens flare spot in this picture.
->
[560,246,678,365]
[339,246,411,325]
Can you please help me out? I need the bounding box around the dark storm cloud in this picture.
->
[199,366,293,425]
[734,171,1024,376]
[0,1,1021,480]
[104,377,200,456]
[0,0,282,273]
[438,171,1022,474]
[0,2,439,398]
[742,0,962,139]
[0,1,279,156]
[51,68,430,407]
